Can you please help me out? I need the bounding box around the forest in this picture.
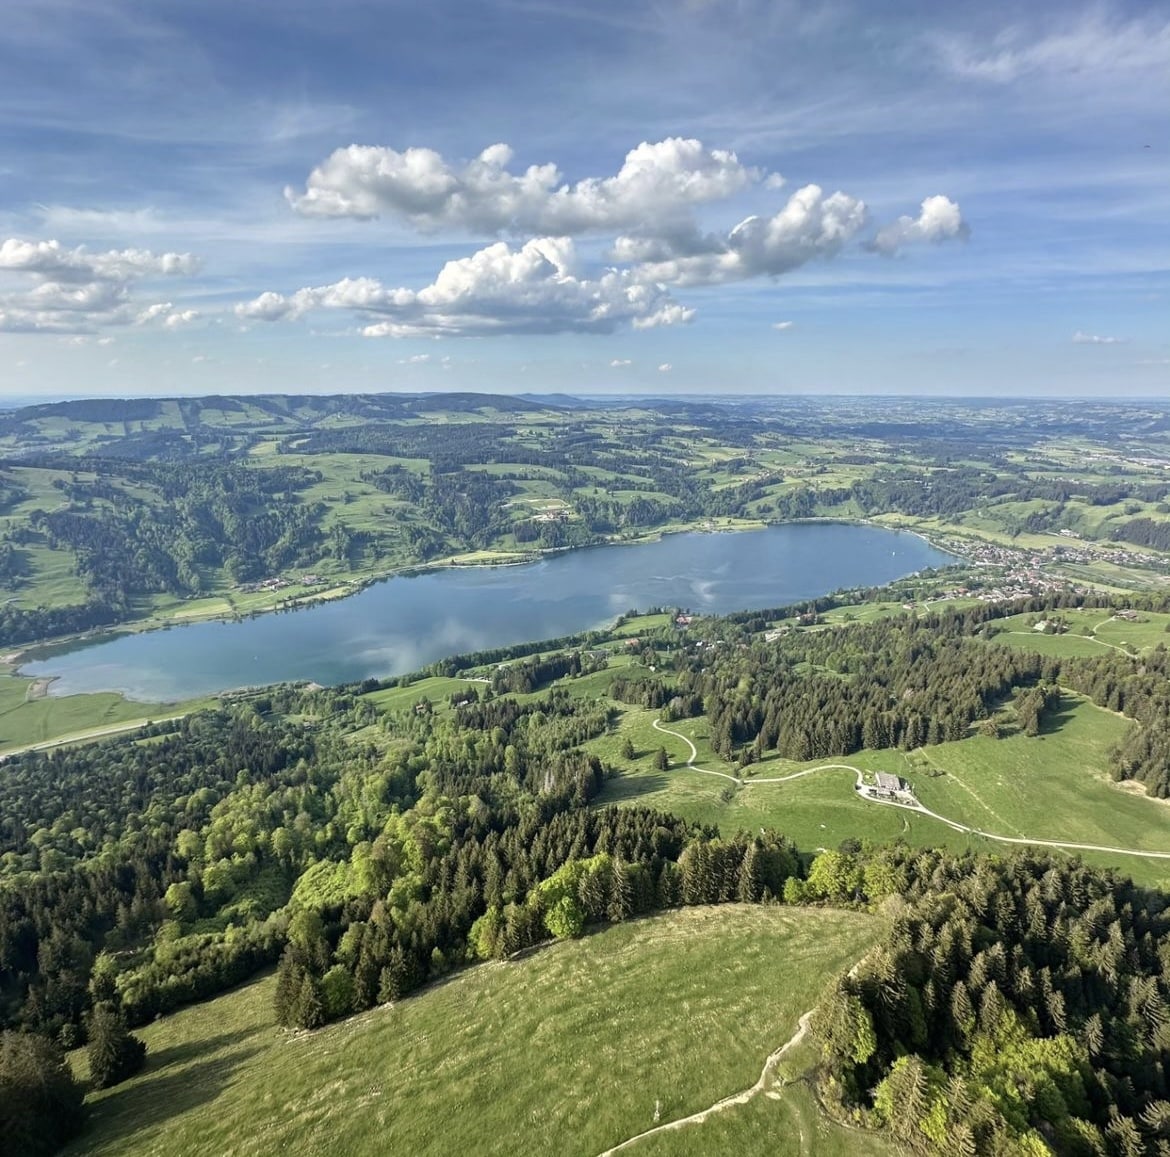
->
[811,844,1170,1156]
[4,579,1170,1153]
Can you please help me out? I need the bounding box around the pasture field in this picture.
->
[67,906,880,1157]
[881,695,1153,847]
[592,693,1170,888]
[591,709,974,857]
[631,1077,894,1157]
[0,670,204,755]
[361,676,490,715]
[984,608,1170,657]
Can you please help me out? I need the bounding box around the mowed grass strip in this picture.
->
[68,906,876,1157]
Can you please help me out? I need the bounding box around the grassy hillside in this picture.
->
[68,906,882,1157]
[592,693,1170,888]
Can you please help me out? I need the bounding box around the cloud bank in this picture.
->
[236,237,694,337]
[0,238,200,333]
[255,139,969,337]
[287,138,768,234]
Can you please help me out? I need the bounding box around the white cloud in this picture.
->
[399,354,432,364]
[0,237,200,334]
[234,291,295,322]
[135,302,173,325]
[1072,330,1125,345]
[658,362,673,372]
[932,10,1170,85]
[623,184,868,286]
[136,302,200,328]
[235,237,694,338]
[610,358,632,367]
[772,320,794,331]
[286,137,770,235]
[871,195,968,255]
[0,238,198,281]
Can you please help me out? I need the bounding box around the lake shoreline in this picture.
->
[18,523,957,702]
[6,515,966,673]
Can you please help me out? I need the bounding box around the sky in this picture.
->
[0,0,1166,399]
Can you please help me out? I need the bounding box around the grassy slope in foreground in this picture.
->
[69,906,881,1157]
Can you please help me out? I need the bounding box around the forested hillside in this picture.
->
[812,846,1170,1155]
[4,583,1170,1153]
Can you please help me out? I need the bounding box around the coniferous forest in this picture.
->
[3,584,1170,1153]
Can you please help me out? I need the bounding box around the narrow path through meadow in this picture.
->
[0,714,190,761]
[597,1010,815,1156]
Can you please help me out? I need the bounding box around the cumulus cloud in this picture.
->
[235,237,694,338]
[772,320,794,331]
[0,237,200,334]
[610,358,632,367]
[235,291,293,323]
[135,302,199,327]
[1073,331,1125,345]
[622,184,868,287]
[658,363,673,373]
[286,138,769,234]
[870,196,968,255]
[135,302,173,325]
[271,138,969,333]
[0,239,198,281]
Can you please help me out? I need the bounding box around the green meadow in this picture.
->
[0,670,206,755]
[592,692,1170,888]
[68,906,880,1157]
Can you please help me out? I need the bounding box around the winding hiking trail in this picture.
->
[650,719,1170,862]
[597,1010,816,1156]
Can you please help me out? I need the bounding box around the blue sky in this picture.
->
[0,0,1166,397]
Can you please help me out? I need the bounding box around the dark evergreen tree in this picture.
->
[86,1001,146,1089]
[0,1031,85,1157]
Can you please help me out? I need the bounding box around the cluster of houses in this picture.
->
[237,573,325,595]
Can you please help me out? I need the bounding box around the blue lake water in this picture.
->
[22,524,953,701]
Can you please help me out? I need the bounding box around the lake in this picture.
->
[22,524,953,701]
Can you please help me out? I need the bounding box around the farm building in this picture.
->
[875,772,907,794]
